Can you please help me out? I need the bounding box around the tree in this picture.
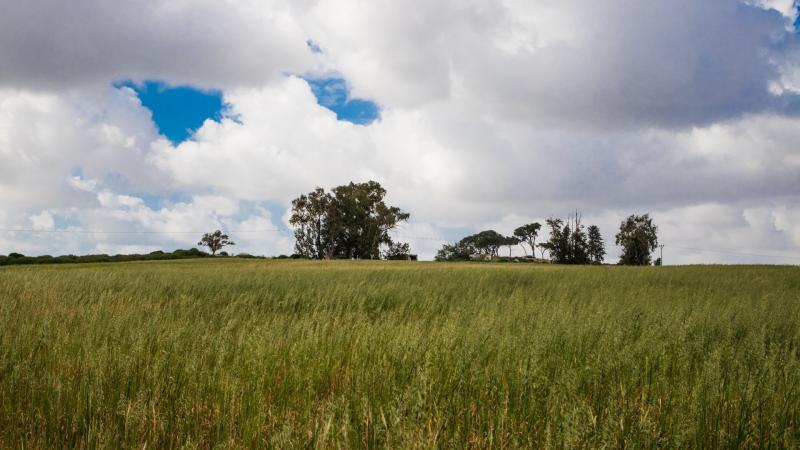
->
[560,223,574,262]
[290,181,410,259]
[540,214,594,264]
[198,230,235,256]
[513,222,541,257]
[503,235,520,257]
[467,230,507,258]
[587,225,605,264]
[615,214,658,265]
[435,230,512,261]
[541,218,566,263]
[536,243,549,260]
[289,187,333,259]
[566,212,590,264]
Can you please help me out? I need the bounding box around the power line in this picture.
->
[666,245,800,261]
[392,234,449,242]
[608,243,800,261]
[0,227,446,241]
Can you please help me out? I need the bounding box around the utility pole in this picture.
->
[659,244,664,265]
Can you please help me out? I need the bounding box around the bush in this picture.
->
[435,243,472,262]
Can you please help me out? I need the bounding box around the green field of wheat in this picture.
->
[1,259,798,448]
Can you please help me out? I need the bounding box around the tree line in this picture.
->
[2,180,659,266]
[286,180,660,265]
[435,212,607,264]
[436,212,659,265]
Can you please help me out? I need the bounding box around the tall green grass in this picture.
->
[0,260,798,448]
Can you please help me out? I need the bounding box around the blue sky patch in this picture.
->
[795,9,800,31]
[116,80,226,144]
[305,77,380,125]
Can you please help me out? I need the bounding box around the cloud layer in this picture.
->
[1,0,799,263]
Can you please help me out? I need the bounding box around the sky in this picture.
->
[1,0,800,264]
[115,80,228,144]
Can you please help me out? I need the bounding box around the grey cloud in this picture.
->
[0,0,313,90]
[308,0,800,129]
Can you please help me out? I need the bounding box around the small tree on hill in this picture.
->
[198,230,235,256]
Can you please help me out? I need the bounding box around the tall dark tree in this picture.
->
[586,225,606,264]
[615,214,658,265]
[560,223,572,263]
[290,181,410,259]
[513,222,541,257]
[198,230,235,256]
[567,212,590,264]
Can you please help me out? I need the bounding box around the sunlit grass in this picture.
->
[1,259,798,448]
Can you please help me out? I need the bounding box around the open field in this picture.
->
[1,260,799,448]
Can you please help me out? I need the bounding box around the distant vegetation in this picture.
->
[537,213,605,264]
[0,248,266,266]
[1,260,797,447]
[438,212,658,265]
